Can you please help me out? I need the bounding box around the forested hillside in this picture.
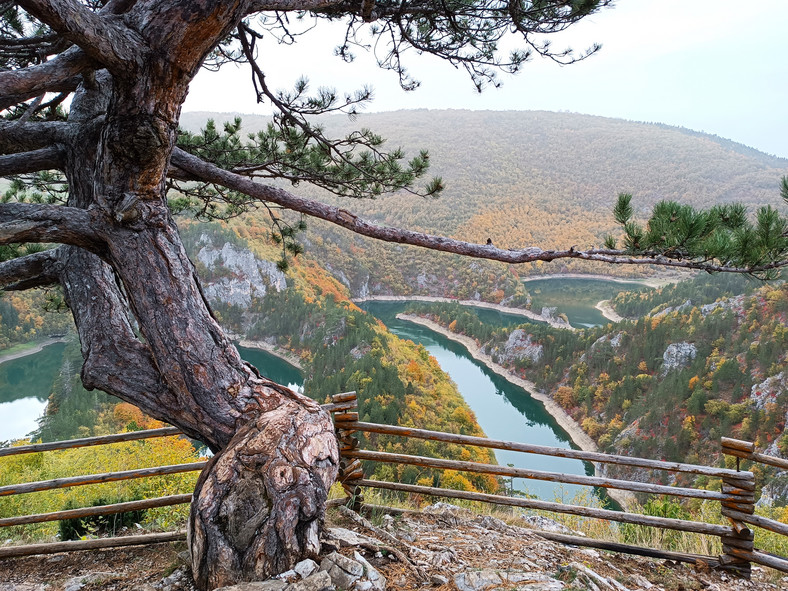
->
[180,110,788,300]
[405,274,788,499]
[0,290,72,350]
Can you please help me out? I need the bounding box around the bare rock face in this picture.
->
[700,294,746,317]
[758,470,788,507]
[196,234,287,309]
[660,342,697,375]
[653,299,693,319]
[499,329,543,365]
[750,372,786,411]
[454,569,564,591]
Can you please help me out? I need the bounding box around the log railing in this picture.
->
[3,392,787,577]
[718,438,788,573]
[0,397,358,559]
[0,427,202,558]
[330,391,788,579]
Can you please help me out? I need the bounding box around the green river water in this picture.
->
[0,277,648,502]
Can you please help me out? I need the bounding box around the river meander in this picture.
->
[0,277,648,502]
[361,300,596,501]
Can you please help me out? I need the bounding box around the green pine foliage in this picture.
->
[611,193,788,278]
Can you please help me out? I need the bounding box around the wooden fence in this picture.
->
[0,426,198,558]
[2,391,788,579]
[330,391,788,578]
[0,398,357,559]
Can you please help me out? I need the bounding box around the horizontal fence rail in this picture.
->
[0,462,208,497]
[330,392,788,579]
[0,427,183,458]
[721,437,788,470]
[346,421,753,480]
[0,531,187,559]
[343,449,748,502]
[3,390,787,579]
[0,494,193,528]
[352,478,733,537]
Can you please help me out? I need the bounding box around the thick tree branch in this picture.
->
[0,249,60,291]
[0,120,69,154]
[0,203,103,251]
[246,0,345,12]
[0,146,64,176]
[172,149,788,275]
[0,47,92,110]
[16,0,147,72]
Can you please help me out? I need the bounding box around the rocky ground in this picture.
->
[1,503,787,591]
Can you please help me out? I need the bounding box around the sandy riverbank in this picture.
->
[0,337,67,366]
[595,300,623,323]
[521,273,681,289]
[354,295,575,331]
[397,313,636,508]
[236,339,304,370]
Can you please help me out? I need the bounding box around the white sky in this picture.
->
[184,0,788,158]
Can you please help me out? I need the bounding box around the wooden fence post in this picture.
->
[720,438,756,578]
[331,392,363,511]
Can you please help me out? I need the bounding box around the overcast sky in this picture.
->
[183,1,788,159]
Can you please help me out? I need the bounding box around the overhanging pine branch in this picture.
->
[246,0,346,12]
[0,47,92,110]
[0,203,103,252]
[171,149,788,275]
[0,249,60,291]
[0,146,64,176]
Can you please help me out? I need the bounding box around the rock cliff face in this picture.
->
[700,294,746,317]
[195,234,287,309]
[660,342,697,375]
[493,328,544,365]
[750,372,786,411]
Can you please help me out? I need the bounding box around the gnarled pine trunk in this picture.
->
[46,2,339,588]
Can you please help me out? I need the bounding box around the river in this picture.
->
[524,276,650,328]
[0,277,648,502]
[361,300,599,502]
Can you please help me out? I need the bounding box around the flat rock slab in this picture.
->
[325,527,382,548]
[287,571,333,591]
[455,569,564,591]
[353,551,386,591]
[294,559,319,580]
[214,581,287,591]
[320,552,364,589]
